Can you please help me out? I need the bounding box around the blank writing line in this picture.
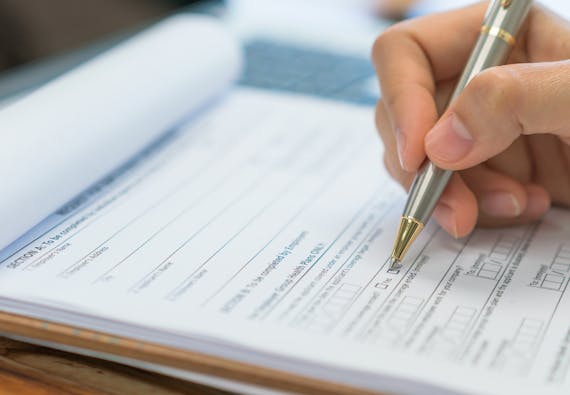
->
[200,139,366,307]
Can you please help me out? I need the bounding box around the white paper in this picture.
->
[0,15,241,251]
[0,89,569,395]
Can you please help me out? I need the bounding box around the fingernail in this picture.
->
[480,192,522,217]
[425,114,473,163]
[433,204,459,238]
[395,128,407,171]
[525,188,551,217]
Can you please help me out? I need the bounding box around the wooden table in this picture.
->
[0,337,232,395]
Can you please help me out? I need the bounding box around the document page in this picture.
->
[0,15,240,250]
[0,89,569,395]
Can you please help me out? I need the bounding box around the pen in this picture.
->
[388,0,533,270]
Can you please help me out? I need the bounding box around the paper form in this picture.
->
[0,15,241,250]
[0,89,569,395]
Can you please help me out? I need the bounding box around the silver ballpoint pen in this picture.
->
[389,0,533,270]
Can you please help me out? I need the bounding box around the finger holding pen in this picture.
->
[373,2,570,248]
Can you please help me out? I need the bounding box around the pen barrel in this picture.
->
[403,164,453,224]
[403,0,532,224]
[451,0,533,102]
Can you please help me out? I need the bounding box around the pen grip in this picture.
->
[403,0,533,224]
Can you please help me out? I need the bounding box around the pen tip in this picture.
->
[388,216,425,272]
[388,257,401,271]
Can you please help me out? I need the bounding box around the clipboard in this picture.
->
[0,311,380,395]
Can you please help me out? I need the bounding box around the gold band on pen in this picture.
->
[480,25,516,46]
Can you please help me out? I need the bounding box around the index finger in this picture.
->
[372,2,487,172]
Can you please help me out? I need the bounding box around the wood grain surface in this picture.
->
[0,337,233,395]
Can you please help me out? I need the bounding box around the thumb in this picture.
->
[424,61,570,170]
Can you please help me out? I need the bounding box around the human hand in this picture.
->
[373,2,570,238]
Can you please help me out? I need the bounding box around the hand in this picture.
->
[373,2,570,238]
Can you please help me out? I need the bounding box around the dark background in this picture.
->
[0,0,202,72]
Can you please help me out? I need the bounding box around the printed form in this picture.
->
[0,89,569,395]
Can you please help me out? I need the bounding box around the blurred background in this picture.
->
[0,0,568,103]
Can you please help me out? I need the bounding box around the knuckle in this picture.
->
[374,100,383,125]
[462,66,523,137]
[374,100,389,132]
[382,86,401,111]
[371,24,405,61]
[468,67,521,116]
[383,152,398,180]
[383,150,411,191]
[382,153,392,172]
